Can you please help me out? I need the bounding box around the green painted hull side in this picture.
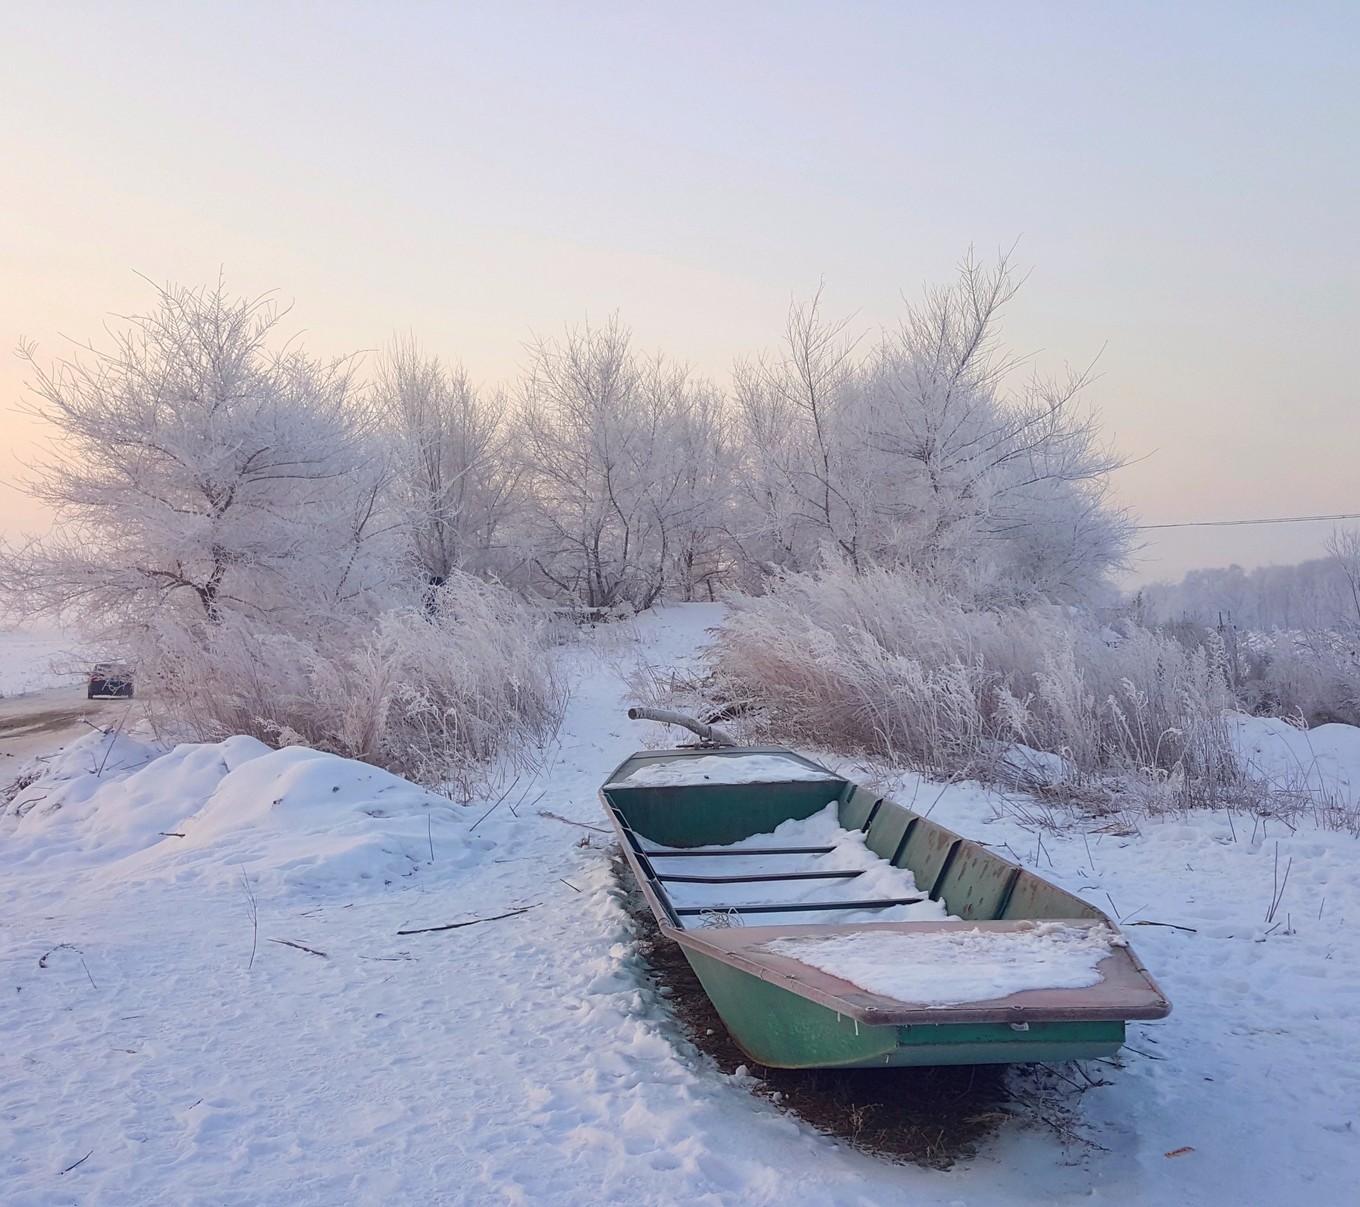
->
[681,947,1125,1069]
[605,779,844,849]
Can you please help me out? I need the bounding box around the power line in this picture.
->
[1137,511,1360,531]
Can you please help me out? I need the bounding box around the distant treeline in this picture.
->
[1138,540,1360,633]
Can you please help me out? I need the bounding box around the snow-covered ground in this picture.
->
[0,623,88,696]
[2,604,1359,1205]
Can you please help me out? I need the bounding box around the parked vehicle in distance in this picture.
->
[88,661,134,699]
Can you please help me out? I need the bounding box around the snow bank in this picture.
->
[607,752,838,788]
[764,923,1121,1007]
[1229,712,1360,809]
[1,729,492,894]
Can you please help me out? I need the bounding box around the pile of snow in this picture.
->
[1228,712,1360,810]
[607,752,838,788]
[652,804,951,927]
[2,729,492,894]
[764,922,1122,1007]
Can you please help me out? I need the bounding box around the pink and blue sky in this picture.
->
[3,2,1356,583]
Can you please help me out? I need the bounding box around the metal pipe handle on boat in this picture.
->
[626,707,738,747]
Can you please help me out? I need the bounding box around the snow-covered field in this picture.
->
[3,605,1359,1205]
[0,624,87,696]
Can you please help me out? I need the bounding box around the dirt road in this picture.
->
[0,686,144,768]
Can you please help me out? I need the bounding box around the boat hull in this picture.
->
[602,746,1169,1070]
[683,943,1125,1068]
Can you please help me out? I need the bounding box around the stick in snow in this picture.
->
[396,905,540,935]
[61,1151,93,1175]
[37,943,97,987]
[240,867,258,970]
[38,944,68,968]
[537,810,609,833]
[469,775,521,833]
[626,706,737,747]
[1265,841,1293,924]
[268,938,328,958]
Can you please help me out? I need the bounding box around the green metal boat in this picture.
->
[601,724,1170,1070]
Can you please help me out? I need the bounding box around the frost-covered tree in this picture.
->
[865,254,1129,599]
[373,337,519,585]
[516,317,729,608]
[1,283,561,782]
[734,254,1133,603]
[2,282,394,639]
[1145,534,1360,633]
[732,292,870,573]
[1326,527,1360,629]
[663,378,737,600]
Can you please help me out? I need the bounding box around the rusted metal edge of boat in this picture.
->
[600,741,1171,1070]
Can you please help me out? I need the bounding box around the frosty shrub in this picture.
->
[515,317,734,609]
[148,574,562,791]
[1,284,564,789]
[705,564,1241,809]
[730,254,1134,604]
[1237,630,1360,728]
[1155,622,1360,728]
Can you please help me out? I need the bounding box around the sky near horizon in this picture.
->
[2,2,1356,586]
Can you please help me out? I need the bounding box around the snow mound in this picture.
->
[764,922,1121,1007]
[2,730,492,894]
[1228,713,1360,808]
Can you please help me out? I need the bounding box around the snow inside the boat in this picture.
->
[762,923,1124,1008]
[606,752,839,789]
[648,803,951,927]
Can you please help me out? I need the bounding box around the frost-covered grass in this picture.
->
[145,574,564,793]
[702,565,1241,812]
[1153,620,1360,730]
[1237,628,1360,728]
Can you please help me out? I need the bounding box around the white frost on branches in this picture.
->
[1,284,560,785]
[516,317,733,609]
[734,254,1132,602]
[6,283,394,633]
[1,256,1145,781]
